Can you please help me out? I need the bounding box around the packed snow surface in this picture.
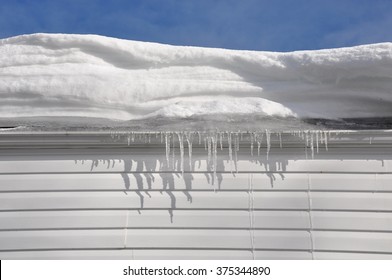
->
[1,33,392,125]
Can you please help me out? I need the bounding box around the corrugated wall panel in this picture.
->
[0,229,125,250]
[0,211,128,230]
[0,131,391,259]
[312,212,392,231]
[0,210,310,230]
[1,210,391,232]
[0,147,391,174]
[313,231,392,253]
[0,229,311,251]
[0,192,310,211]
[2,173,392,192]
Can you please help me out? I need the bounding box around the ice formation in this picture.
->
[1,33,392,124]
[110,130,334,184]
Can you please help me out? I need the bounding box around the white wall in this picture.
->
[0,131,391,259]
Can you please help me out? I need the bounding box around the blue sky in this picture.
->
[1,0,391,51]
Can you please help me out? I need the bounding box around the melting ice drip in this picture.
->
[110,130,336,184]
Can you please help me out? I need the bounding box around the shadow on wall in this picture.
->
[73,139,388,222]
[73,146,293,222]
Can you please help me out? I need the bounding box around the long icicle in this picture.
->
[212,133,218,189]
[228,132,233,173]
[265,129,271,160]
[165,132,171,167]
[177,132,184,174]
[186,132,193,171]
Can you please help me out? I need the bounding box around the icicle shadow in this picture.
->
[159,173,176,223]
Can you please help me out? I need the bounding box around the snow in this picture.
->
[0,33,392,127]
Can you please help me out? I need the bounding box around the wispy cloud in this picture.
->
[322,15,392,47]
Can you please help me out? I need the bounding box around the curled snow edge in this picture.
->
[0,33,392,123]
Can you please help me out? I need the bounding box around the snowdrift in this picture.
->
[0,33,391,126]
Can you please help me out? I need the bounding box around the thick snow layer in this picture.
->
[1,33,392,123]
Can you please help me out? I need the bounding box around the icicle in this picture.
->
[172,133,176,169]
[250,133,254,156]
[319,130,324,144]
[305,131,309,146]
[324,131,328,151]
[316,131,319,154]
[212,134,218,189]
[304,131,309,159]
[234,133,239,173]
[310,131,314,159]
[257,132,264,156]
[198,131,202,145]
[177,133,184,174]
[207,136,212,167]
[265,129,271,160]
[185,132,193,170]
[228,132,233,173]
[219,132,223,150]
[165,133,171,166]
[278,132,282,149]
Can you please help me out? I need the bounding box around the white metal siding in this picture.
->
[0,131,391,259]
